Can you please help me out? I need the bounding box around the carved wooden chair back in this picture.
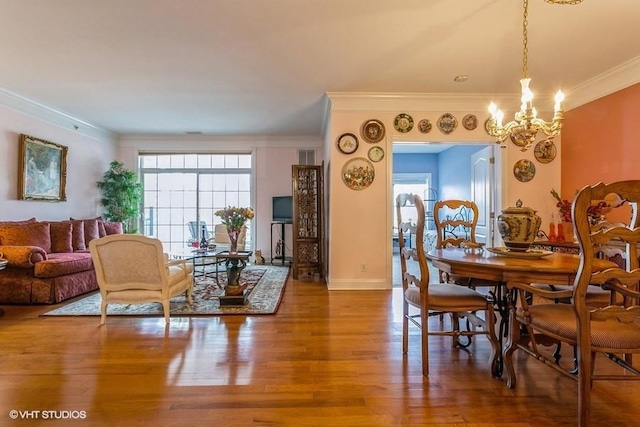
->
[433,199,479,249]
[503,180,640,426]
[396,193,499,377]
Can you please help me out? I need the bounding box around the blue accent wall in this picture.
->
[393,145,489,201]
[437,145,486,200]
[392,153,439,191]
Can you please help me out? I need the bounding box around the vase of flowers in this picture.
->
[215,206,254,254]
[550,189,607,242]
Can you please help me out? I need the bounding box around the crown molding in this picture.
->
[0,87,115,142]
[326,92,518,113]
[118,133,322,150]
[565,56,640,109]
[327,56,640,114]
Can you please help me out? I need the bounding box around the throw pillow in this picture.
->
[97,220,107,237]
[70,217,103,249]
[0,217,37,225]
[0,222,52,253]
[69,220,86,251]
[102,221,124,235]
[47,221,74,253]
[82,218,101,248]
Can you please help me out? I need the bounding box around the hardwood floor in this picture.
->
[2,275,640,426]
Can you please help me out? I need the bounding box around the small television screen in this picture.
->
[272,196,293,223]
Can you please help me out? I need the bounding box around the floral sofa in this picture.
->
[0,218,122,304]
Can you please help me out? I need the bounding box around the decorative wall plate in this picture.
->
[418,119,432,133]
[360,119,385,143]
[394,113,414,133]
[368,146,385,162]
[336,132,359,154]
[509,133,529,149]
[533,139,557,163]
[513,159,536,182]
[341,157,375,190]
[437,113,458,134]
[462,114,478,130]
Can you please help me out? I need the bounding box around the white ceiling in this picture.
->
[1,0,639,137]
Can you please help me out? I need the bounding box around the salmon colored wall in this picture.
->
[562,83,640,199]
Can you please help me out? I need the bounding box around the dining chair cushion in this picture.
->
[405,284,490,309]
[519,304,640,349]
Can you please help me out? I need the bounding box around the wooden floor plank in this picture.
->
[1,276,640,426]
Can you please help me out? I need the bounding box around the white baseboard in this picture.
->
[326,279,391,290]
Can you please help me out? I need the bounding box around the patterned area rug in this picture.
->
[42,264,290,317]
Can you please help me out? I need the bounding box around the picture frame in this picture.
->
[18,134,68,201]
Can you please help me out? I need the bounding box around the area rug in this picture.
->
[42,264,289,317]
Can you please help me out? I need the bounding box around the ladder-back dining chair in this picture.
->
[433,199,497,290]
[503,180,640,426]
[397,193,499,377]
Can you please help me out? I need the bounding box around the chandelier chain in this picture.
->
[544,0,583,4]
[522,0,529,79]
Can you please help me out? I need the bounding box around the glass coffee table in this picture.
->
[170,248,222,285]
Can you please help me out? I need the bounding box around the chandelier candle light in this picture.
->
[487,0,581,151]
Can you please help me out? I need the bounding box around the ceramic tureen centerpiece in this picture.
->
[497,199,541,252]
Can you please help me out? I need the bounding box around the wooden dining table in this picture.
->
[426,247,617,376]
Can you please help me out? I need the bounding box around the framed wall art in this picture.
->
[18,134,68,201]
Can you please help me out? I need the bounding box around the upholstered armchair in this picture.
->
[89,234,193,324]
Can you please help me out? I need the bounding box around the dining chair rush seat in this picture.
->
[396,193,500,377]
[503,180,640,427]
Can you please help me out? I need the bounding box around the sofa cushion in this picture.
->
[47,221,74,253]
[0,218,37,225]
[34,252,94,278]
[103,221,124,235]
[69,220,86,251]
[71,217,105,247]
[0,222,52,253]
[97,220,107,237]
[83,218,101,248]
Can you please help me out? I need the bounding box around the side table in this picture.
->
[216,250,253,306]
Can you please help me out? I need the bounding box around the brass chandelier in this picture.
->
[487,0,582,151]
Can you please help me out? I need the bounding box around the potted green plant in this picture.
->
[97,161,142,233]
